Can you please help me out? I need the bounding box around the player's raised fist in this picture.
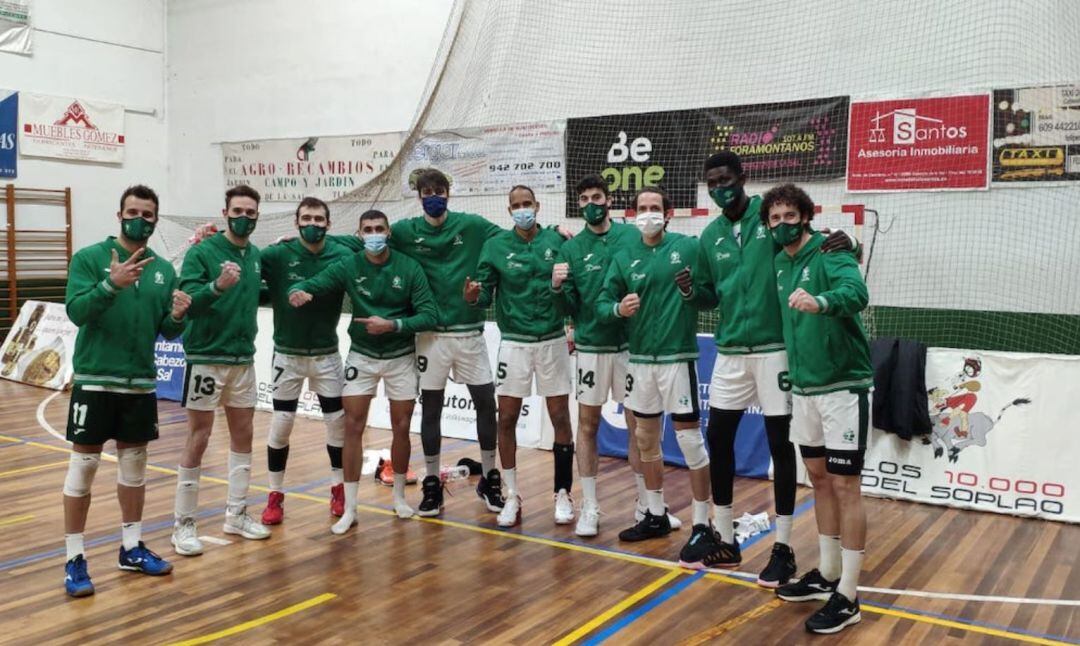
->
[552,263,570,289]
[171,290,192,319]
[215,261,241,292]
[288,290,313,307]
[619,293,641,318]
[463,276,481,304]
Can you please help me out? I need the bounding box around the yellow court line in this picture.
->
[2,426,1069,645]
[0,514,34,528]
[553,570,684,646]
[0,460,69,479]
[167,592,337,646]
[678,598,783,646]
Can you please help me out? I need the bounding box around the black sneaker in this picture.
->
[757,543,797,588]
[416,475,444,517]
[805,592,861,634]
[618,510,672,542]
[677,524,740,569]
[477,469,506,512]
[457,457,483,476]
[776,568,838,602]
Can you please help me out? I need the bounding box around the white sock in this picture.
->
[424,454,440,479]
[481,449,497,475]
[838,548,864,600]
[121,521,141,550]
[343,480,359,514]
[393,472,407,506]
[714,504,734,543]
[227,451,252,515]
[268,470,285,492]
[819,534,842,581]
[65,533,84,561]
[775,514,793,546]
[581,476,597,503]
[504,468,517,496]
[634,473,647,506]
[645,489,664,516]
[175,466,201,520]
[692,499,711,527]
[330,467,344,486]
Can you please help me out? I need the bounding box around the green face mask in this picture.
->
[709,185,742,209]
[580,202,607,225]
[770,221,804,246]
[121,217,155,242]
[227,216,257,238]
[299,224,326,244]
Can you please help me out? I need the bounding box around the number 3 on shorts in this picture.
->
[625,373,634,394]
[777,370,792,392]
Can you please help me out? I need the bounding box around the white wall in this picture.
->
[0,0,166,250]
[165,0,454,218]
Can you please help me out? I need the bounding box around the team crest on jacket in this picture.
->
[453,234,463,246]
[922,356,1031,463]
[154,271,164,285]
[669,250,681,264]
[392,275,403,289]
[801,267,811,282]
[544,248,554,261]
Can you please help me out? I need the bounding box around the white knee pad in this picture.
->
[116,446,148,487]
[268,411,296,449]
[676,429,710,470]
[324,409,345,447]
[63,452,101,497]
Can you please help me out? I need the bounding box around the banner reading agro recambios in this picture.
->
[565,109,704,213]
[699,96,849,181]
[400,121,565,197]
[222,132,402,203]
[992,85,1080,183]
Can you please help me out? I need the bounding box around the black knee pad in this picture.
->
[273,398,299,412]
[317,395,343,413]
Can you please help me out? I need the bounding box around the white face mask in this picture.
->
[635,211,665,236]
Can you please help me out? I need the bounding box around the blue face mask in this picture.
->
[422,195,448,217]
[363,233,388,254]
[511,208,536,230]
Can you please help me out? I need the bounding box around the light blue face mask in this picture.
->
[363,233,387,253]
[511,208,536,230]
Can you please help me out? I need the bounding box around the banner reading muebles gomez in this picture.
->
[19,92,126,164]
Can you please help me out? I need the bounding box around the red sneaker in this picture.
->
[261,491,285,525]
[376,458,395,486]
[330,483,345,517]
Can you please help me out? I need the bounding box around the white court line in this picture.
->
[32,392,1080,608]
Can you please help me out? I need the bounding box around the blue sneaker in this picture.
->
[118,542,173,576]
[64,555,94,597]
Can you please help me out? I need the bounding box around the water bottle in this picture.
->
[439,465,471,483]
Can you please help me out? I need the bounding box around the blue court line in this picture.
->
[861,599,1080,645]
[0,477,329,572]
[584,571,707,645]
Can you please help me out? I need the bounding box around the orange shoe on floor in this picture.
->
[405,465,418,484]
[376,458,395,486]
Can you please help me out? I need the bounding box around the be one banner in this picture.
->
[20,92,126,164]
[992,84,1080,183]
[0,89,15,178]
[401,121,565,197]
[847,94,990,192]
[222,132,401,203]
[0,300,76,390]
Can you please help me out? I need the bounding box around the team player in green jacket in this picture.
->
[551,174,682,537]
[291,209,438,533]
[466,185,573,528]
[764,184,871,635]
[171,185,271,556]
[390,169,505,517]
[676,151,857,582]
[257,197,359,526]
[597,187,721,566]
[61,185,191,597]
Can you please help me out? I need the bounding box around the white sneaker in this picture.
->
[330,511,357,535]
[223,510,271,540]
[575,499,600,537]
[634,500,683,530]
[554,489,575,525]
[171,517,203,556]
[497,495,522,527]
[394,501,415,519]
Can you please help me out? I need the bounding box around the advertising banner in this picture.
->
[847,94,990,191]
[20,92,125,163]
[223,132,401,203]
[0,300,76,390]
[992,85,1080,183]
[0,90,15,177]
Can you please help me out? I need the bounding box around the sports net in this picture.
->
[158,0,1080,354]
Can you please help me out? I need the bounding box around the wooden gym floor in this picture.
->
[0,380,1076,645]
